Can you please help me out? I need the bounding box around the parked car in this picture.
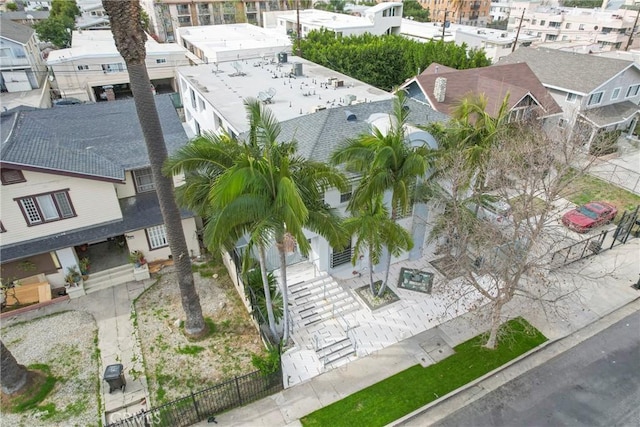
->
[561,201,617,233]
[53,97,84,107]
[468,197,512,225]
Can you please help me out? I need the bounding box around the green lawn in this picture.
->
[562,172,640,213]
[301,318,547,427]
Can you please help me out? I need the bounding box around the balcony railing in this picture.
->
[330,246,353,268]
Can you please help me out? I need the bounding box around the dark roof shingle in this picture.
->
[1,95,188,181]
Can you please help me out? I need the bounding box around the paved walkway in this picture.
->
[1,277,155,425]
[193,238,640,426]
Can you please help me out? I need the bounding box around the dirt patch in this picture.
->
[135,257,266,405]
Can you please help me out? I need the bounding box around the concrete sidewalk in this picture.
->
[194,238,640,427]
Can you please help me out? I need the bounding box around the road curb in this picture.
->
[388,296,640,426]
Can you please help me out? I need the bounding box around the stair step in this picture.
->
[325,349,356,368]
[317,337,351,356]
[292,287,345,307]
[86,264,131,280]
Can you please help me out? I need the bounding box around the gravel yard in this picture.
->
[135,258,266,405]
[1,311,100,427]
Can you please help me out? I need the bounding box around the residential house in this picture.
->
[47,30,190,102]
[0,95,200,296]
[176,23,291,64]
[264,3,403,38]
[0,10,50,26]
[76,0,110,31]
[400,61,562,125]
[421,0,492,27]
[0,18,46,92]
[140,0,292,43]
[498,47,640,146]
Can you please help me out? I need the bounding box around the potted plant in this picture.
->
[128,250,146,268]
[79,257,90,278]
[65,266,82,288]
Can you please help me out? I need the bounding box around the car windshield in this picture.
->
[577,206,598,219]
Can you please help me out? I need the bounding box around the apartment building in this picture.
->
[140,0,291,42]
[507,4,637,50]
[419,0,492,27]
[47,30,190,102]
[265,2,403,37]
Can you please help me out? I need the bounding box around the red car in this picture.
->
[561,201,617,233]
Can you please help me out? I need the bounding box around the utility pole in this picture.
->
[625,7,640,51]
[442,9,448,42]
[512,8,526,53]
[297,0,301,57]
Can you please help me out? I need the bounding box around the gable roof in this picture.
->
[273,98,448,164]
[497,47,635,94]
[410,62,561,117]
[0,18,34,44]
[0,94,188,181]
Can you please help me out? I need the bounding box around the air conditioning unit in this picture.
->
[332,80,344,88]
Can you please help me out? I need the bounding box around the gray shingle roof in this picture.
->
[579,100,639,127]
[497,47,634,94]
[274,99,448,163]
[0,18,34,44]
[1,94,188,181]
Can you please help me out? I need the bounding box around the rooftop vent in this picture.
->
[277,52,288,63]
[345,110,357,121]
[291,62,303,77]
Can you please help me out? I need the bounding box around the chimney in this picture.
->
[434,77,447,103]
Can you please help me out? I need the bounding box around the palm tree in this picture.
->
[331,92,431,296]
[167,100,348,344]
[1,340,28,395]
[102,1,206,337]
[345,195,413,295]
[450,93,510,196]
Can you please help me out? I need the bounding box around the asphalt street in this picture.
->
[433,311,640,427]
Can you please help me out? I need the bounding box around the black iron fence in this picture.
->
[550,206,639,270]
[105,368,283,427]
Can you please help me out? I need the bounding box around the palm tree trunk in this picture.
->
[128,64,206,337]
[277,240,290,345]
[1,341,28,395]
[258,244,278,341]
[367,250,375,294]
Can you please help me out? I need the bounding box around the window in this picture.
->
[549,22,560,28]
[340,189,352,203]
[330,241,352,268]
[16,190,76,226]
[565,93,578,103]
[77,65,89,70]
[588,92,603,106]
[133,168,155,192]
[101,63,125,73]
[146,224,168,249]
[198,96,205,111]
[155,58,166,64]
[565,23,571,29]
[626,84,640,98]
[0,221,5,233]
[189,88,196,109]
[177,16,191,26]
[579,24,585,30]
[540,20,545,26]
[1,169,26,185]
[611,87,621,100]
[176,4,189,14]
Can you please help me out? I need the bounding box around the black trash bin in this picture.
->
[104,364,126,393]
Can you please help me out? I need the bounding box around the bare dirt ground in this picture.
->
[0,311,100,427]
[134,257,266,405]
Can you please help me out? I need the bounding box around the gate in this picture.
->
[550,205,639,270]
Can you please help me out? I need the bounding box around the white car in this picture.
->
[468,198,512,225]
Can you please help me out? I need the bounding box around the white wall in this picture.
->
[126,217,201,262]
[0,171,123,246]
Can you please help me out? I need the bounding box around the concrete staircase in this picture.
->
[83,264,135,294]
[288,274,360,368]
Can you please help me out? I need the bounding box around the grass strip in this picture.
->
[301,317,546,427]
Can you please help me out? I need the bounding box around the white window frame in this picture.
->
[611,87,621,100]
[146,224,168,249]
[17,190,75,226]
[565,92,578,103]
[132,168,155,193]
[626,84,640,98]
[587,91,603,106]
[156,58,166,64]
[77,64,89,71]
[101,63,125,73]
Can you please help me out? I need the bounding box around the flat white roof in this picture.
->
[47,30,186,63]
[277,9,374,30]
[178,24,291,61]
[178,55,392,133]
[401,19,536,43]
